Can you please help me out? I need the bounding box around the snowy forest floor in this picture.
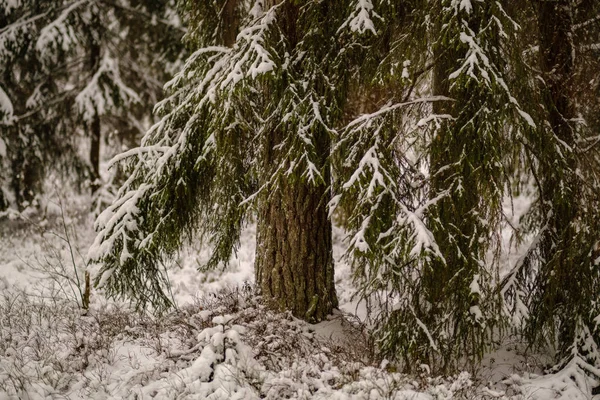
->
[0,189,598,400]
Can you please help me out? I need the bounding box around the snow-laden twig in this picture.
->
[75,52,141,121]
[338,0,380,35]
[35,0,89,64]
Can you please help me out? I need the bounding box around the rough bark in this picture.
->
[255,175,337,322]
[255,0,337,323]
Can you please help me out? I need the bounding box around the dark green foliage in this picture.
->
[422,0,515,369]
[90,0,364,312]
[335,0,534,372]
[502,0,600,371]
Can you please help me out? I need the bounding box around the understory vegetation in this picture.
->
[0,279,567,400]
[0,201,597,399]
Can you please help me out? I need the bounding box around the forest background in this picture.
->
[1,0,600,399]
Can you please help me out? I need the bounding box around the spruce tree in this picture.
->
[86,0,600,373]
[424,0,517,370]
[89,0,375,319]
[0,0,184,208]
[502,0,600,375]
[334,0,535,372]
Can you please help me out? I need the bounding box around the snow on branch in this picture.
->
[155,3,279,119]
[446,2,535,128]
[36,0,89,65]
[449,30,493,83]
[86,3,284,307]
[88,184,151,265]
[276,86,337,184]
[0,8,48,60]
[1,0,21,15]
[338,0,380,35]
[346,97,452,130]
[75,52,141,121]
[335,97,446,263]
[107,145,174,167]
[451,0,473,15]
[204,3,279,104]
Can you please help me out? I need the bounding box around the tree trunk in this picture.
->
[87,45,99,314]
[427,4,488,309]
[426,41,482,371]
[537,1,578,279]
[534,0,581,351]
[90,112,101,194]
[86,18,103,307]
[221,0,238,48]
[426,41,463,309]
[537,1,575,150]
[88,27,101,194]
[536,2,578,230]
[255,170,337,322]
[423,7,498,371]
[82,269,90,311]
[10,143,43,210]
[254,0,337,323]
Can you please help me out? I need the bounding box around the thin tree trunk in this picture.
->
[86,19,102,307]
[82,269,90,311]
[15,154,43,209]
[427,42,482,371]
[537,1,576,150]
[90,112,101,194]
[424,7,497,371]
[427,6,487,310]
[89,34,101,195]
[426,41,461,310]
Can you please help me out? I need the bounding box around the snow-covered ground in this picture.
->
[0,192,598,399]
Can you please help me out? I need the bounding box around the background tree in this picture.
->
[0,0,185,210]
[502,0,600,375]
[334,0,535,372]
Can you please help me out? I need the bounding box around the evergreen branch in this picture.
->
[35,0,91,57]
[0,8,50,37]
[13,88,79,123]
[96,0,188,33]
